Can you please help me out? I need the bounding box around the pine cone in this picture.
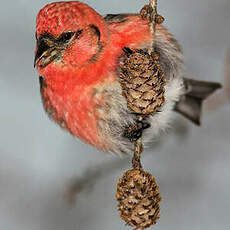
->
[140,5,165,24]
[120,48,166,115]
[116,169,162,229]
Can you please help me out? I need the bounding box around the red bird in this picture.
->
[34,1,221,155]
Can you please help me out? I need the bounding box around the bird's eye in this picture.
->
[59,32,75,42]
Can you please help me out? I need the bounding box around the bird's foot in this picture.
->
[123,120,150,142]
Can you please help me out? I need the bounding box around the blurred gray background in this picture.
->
[0,0,230,229]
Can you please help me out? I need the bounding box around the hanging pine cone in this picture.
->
[119,48,166,115]
[116,168,162,229]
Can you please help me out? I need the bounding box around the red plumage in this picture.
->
[35,1,189,154]
[35,1,158,151]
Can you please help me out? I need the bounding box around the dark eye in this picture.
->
[59,32,75,42]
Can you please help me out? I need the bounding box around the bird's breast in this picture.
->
[39,75,123,151]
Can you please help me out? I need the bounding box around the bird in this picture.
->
[34,1,221,155]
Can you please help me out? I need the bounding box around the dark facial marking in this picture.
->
[38,33,56,42]
[87,25,104,63]
[89,24,101,40]
[57,30,82,43]
[58,31,75,43]
[34,30,83,67]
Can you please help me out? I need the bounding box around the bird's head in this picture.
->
[34,1,108,73]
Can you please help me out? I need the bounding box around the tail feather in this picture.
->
[175,78,222,126]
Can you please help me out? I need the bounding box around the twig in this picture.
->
[148,0,158,54]
[132,136,143,169]
[131,0,159,169]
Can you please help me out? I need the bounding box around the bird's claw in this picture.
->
[123,121,151,142]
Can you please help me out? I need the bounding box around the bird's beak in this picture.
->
[34,41,61,68]
[34,47,61,68]
[34,31,79,68]
[34,34,64,68]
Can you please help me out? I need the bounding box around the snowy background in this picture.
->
[0,0,230,230]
